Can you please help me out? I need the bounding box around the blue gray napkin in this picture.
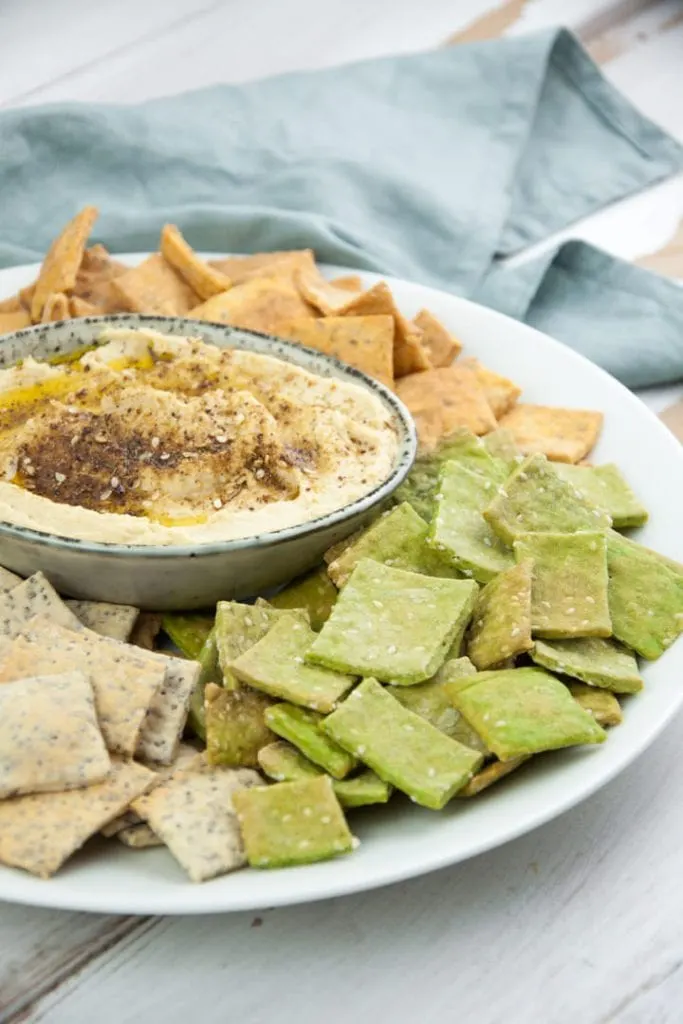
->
[1,28,682,388]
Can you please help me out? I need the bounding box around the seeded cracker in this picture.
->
[134,759,262,882]
[457,757,530,797]
[161,611,215,659]
[234,776,355,868]
[497,404,603,463]
[308,560,478,685]
[327,502,458,587]
[430,462,514,582]
[446,667,605,761]
[551,463,648,529]
[0,619,165,756]
[205,682,274,767]
[0,760,156,878]
[332,771,393,808]
[215,601,308,689]
[530,637,642,694]
[269,567,338,631]
[0,566,21,593]
[460,357,522,418]
[111,252,200,316]
[0,571,84,638]
[256,741,391,808]
[189,277,314,333]
[568,683,622,727]
[481,429,522,467]
[0,672,110,799]
[413,309,462,367]
[387,659,488,754]
[514,532,612,639]
[278,315,394,389]
[322,679,483,809]
[160,224,232,300]
[135,653,199,764]
[117,824,163,849]
[264,703,357,779]
[483,454,612,545]
[66,600,140,642]
[396,365,497,449]
[606,533,683,659]
[467,560,533,669]
[101,741,199,838]
[232,617,355,712]
[31,206,98,321]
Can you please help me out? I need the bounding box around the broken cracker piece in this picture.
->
[135,653,199,765]
[162,611,215,660]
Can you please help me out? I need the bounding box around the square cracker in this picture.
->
[0,571,83,639]
[396,365,497,450]
[0,566,21,593]
[111,253,200,315]
[497,403,603,463]
[0,619,165,756]
[0,671,110,799]
[0,760,155,878]
[66,599,140,642]
[414,309,461,367]
[336,281,430,377]
[135,653,199,765]
[277,315,394,389]
[460,357,521,418]
[189,277,314,333]
[101,741,199,837]
[467,560,534,669]
[31,206,98,321]
[134,758,261,882]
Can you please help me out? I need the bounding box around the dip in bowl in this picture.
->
[0,315,416,608]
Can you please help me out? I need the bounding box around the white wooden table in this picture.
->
[1,2,683,1021]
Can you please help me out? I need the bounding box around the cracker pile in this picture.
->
[0,207,605,456]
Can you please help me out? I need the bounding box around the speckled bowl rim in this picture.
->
[0,313,417,558]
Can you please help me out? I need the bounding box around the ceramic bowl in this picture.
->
[0,314,416,609]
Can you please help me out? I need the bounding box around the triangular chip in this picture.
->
[295,262,367,315]
[330,275,362,291]
[0,759,155,878]
[278,315,394,388]
[447,667,606,761]
[460,357,521,418]
[160,224,232,300]
[111,253,200,315]
[467,560,533,668]
[31,206,98,320]
[497,403,603,463]
[514,532,611,639]
[413,309,461,367]
[209,250,313,285]
[483,454,612,544]
[74,244,128,313]
[337,281,430,377]
[189,277,314,332]
[551,462,648,529]
[397,365,497,450]
[530,637,642,694]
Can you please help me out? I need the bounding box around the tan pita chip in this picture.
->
[66,599,140,642]
[111,253,200,316]
[0,571,84,637]
[160,224,232,300]
[134,758,262,882]
[209,250,313,285]
[278,315,394,388]
[130,611,164,650]
[0,309,31,333]
[0,566,21,593]
[396,364,497,450]
[414,309,461,367]
[457,756,529,797]
[69,296,99,317]
[497,404,603,463]
[0,759,156,878]
[19,282,36,312]
[74,245,128,313]
[189,277,314,333]
[101,808,140,838]
[135,653,199,765]
[31,206,98,321]
[461,357,522,418]
[0,672,110,799]
[295,262,363,315]
[0,619,165,756]
[338,281,430,377]
[117,823,163,848]
[0,294,23,313]
[40,292,70,323]
[330,275,362,291]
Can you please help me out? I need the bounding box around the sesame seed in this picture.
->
[160,453,170,461]
[234,412,245,425]
[585,596,595,604]
[293,656,304,664]
[151,436,160,448]
[483,537,492,547]
[356,745,367,756]
[282,813,292,822]
[427,767,436,778]
[213,498,223,509]
[403,724,414,732]
[303,807,312,817]
[510,626,520,637]
[299,839,310,849]
[54,472,66,484]
[95,433,107,443]
[351,836,360,850]
[22,457,31,466]
[321,815,331,824]
[100,489,112,501]
[254,468,265,480]
[25,465,35,476]
[244,616,253,627]
[110,476,120,489]
[567,607,575,614]
[495,719,507,726]
[580,619,590,626]
[387,644,397,654]
[215,434,228,443]
[372,600,383,608]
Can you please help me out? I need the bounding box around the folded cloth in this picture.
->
[0,28,681,387]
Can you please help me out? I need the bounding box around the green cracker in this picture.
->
[233,776,355,868]
[162,612,215,660]
[606,532,683,660]
[530,637,642,694]
[457,756,529,797]
[387,660,487,754]
[568,682,622,727]
[232,617,355,712]
[394,429,507,522]
[269,566,338,630]
[551,463,648,529]
[322,678,484,809]
[264,703,357,779]
[215,601,308,688]
[481,429,522,468]
[257,742,391,808]
[467,560,533,669]
[307,560,478,685]
[327,503,457,588]
[447,667,606,760]
[205,683,274,767]
[483,453,612,545]
[429,462,514,582]
[186,628,220,742]
[514,532,611,638]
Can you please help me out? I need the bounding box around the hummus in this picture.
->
[0,328,399,546]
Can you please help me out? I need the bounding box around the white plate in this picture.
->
[1,256,682,916]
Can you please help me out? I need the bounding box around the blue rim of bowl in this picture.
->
[0,314,418,559]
